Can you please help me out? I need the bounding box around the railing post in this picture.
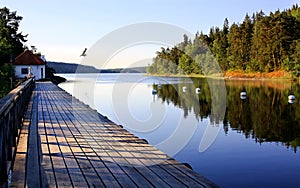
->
[0,118,7,183]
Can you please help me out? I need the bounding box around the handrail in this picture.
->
[0,78,35,183]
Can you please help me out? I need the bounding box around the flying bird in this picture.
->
[80,48,87,57]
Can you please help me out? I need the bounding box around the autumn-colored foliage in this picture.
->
[224,70,291,79]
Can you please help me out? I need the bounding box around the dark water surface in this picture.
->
[58,73,300,188]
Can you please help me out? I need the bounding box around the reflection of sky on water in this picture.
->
[178,124,300,188]
[58,73,300,188]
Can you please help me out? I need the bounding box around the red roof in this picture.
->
[13,50,45,65]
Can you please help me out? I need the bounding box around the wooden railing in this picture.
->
[0,78,35,183]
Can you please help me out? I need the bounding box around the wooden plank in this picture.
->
[10,95,32,187]
[10,82,218,188]
[51,81,217,187]
[46,91,122,187]
[26,93,41,187]
[43,93,98,188]
[166,159,219,188]
[85,123,184,187]
[75,111,182,187]
[51,91,139,188]
[44,112,72,187]
[40,85,74,187]
[44,83,108,187]
[79,104,203,187]
[55,87,187,187]
[38,90,58,187]
[62,104,171,187]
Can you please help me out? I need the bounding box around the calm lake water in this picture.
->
[58,73,300,188]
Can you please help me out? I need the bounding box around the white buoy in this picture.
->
[240,95,246,100]
[195,88,201,94]
[182,86,187,93]
[240,91,246,100]
[158,84,162,90]
[288,95,295,100]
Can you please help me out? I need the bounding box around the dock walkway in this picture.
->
[10,82,218,187]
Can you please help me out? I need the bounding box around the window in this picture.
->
[21,68,28,74]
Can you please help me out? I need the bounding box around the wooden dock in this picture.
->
[10,82,218,187]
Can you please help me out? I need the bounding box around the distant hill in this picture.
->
[121,66,147,73]
[47,61,102,73]
[47,61,146,73]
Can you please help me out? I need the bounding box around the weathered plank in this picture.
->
[43,94,101,188]
[10,82,219,188]
[26,93,41,187]
[39,87,73,187]
[10,95,33,187]
[45,90,131,187]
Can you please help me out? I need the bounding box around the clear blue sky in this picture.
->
[1,0,298,65]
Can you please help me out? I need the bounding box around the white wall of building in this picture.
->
[14,65,45,80]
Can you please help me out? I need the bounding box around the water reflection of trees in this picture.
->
[153,79,300,152]
[153,81,212,120]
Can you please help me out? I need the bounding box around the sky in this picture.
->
[1,0,299,68]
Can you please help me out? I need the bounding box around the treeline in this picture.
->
[147,4,300,77]
[0,7,26,65]
[0,7,27,97]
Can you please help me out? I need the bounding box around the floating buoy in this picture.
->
[152,89,157,95]
[288,94,295,100]
[240,91,246,96]
[195,88,201,94]
[240,91,246,100]
[158,84,162,90]
[182,86,187,93]
[288,94,295,104]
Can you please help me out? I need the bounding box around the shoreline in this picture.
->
[147,70,299,82]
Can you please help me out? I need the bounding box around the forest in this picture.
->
[0,7,27,97]
[147,5,300,78]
